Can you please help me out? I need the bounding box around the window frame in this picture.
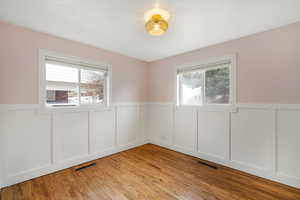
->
[175,55,236,108]
[39,49,112,110]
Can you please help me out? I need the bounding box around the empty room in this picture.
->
[1,0,300,199]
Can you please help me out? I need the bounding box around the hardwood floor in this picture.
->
[2,144,300,200]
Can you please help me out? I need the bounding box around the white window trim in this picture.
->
[174,54,237,109]
[39,49,112,110]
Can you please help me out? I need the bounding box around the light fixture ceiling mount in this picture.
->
[144,8,170,36]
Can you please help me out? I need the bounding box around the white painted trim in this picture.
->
[0,129,4,189]
[2,140,150,188]
[231,54,237,106]
[174,54,237,107]
[114,106,119,147]
[228,112,232,161]
[146,102,174,106]
[0,104,40,112]
[276,104,300,110]
[87,111,91,155]
[40,106,114,114]
[2,103,300,112]
[237,104,300,110]
[273,109,278,174]
[151,141,300,189]
[2,102,300,190]
[177,104,237,112]
[0,103,147,113]
[112,102,148,106]
[0,103,149,189]
[39,49,111,69]
[38,49,112,110]
[237,104,277,109]
[176,55,236,73]
[147,102,300,189]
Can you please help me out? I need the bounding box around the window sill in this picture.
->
[175,104,237,112]
[38,104,112,114]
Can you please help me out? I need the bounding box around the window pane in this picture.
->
[80,69,105,104]
[180,71,204,105]
[205,67,230,104]
[46,87,79,105]
[80,84,104,104]
[81,69,105,84]
[46,63,79,106]
[46,63,78,83]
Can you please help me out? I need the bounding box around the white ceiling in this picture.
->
[1,0,300,62]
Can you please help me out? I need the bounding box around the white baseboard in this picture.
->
[2,140,150,188]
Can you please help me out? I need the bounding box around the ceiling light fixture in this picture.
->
[144,8,170,36]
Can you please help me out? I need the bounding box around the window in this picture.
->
[176,57,235,106]
[40,51,110,108]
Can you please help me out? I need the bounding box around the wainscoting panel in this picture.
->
[139,105,149,142]
[53,112,89,163]
[0,158,3,189]
[197,111,230,161]
[117,106,139,147]
[89,109,116,154]
[231,108,275,171]
[174,108,197,151]
[0,104,149,188]
[148,103,300,189]
[277,110,300,179]
[148,104,173,145]
[0,110,51,178]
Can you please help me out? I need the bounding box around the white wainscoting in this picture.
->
[174,107,197,151]
[0,110,52,180]
[148,103,173,146]
[117,106,140,147]
[1,103,300,189]
[148,103,300,189]
[53,111,89,163]
[89,110,116,154]
[231,108,276,172]
[277,110,300,185]
[0,103,149,188]
[198,111,230,161]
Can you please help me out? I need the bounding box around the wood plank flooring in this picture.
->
[2,144,300,200]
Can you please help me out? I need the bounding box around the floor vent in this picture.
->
[75,163,96,171]
[198,161,218,169]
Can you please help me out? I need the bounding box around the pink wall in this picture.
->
[0,21,149,104]
[1,21,300,104]
[148,22,300,104]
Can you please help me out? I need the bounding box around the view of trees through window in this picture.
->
[179,64,230,105]
[205,67,230,104]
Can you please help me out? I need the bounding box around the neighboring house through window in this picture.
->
[39,50,111,108]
